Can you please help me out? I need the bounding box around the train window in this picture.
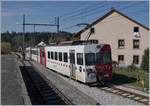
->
[32,50,37,55]
[77,53,83,65]
[85,53,95,66]
[55,52,58,60]
[59,52,62,61]
[63,52,68,62]
[48,51,50,59]
[51,52,53,59]
[96,53,102,64]
[70,53,75,64]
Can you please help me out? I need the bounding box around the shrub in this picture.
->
[128,64,137,71]
[1,42,11,54]
[141,48,149,72]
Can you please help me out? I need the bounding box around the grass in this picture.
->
[112,68,149,90]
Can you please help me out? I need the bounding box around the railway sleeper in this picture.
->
[45,96,60,101]
[37,84,50,88]
[39,87,52,91]
[43,92,57,97]
[40,89,55,94]
[46,99,65,105]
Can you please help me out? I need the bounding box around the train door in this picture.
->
[40,48,43,64]
[69,50,76,79]
[40,47,45,65]
[42,47,45,65]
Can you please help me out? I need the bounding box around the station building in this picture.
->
[75,9,149,67]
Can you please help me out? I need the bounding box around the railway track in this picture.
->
[99,84,149,105]
[21,60,73,105]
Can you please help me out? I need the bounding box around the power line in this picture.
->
[61,8,147,32]
[71,1,144,21]
[61,2,108,21]
[60,2,106,19]
[61,2,146,31]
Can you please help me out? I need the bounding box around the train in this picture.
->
[25,40,112,83]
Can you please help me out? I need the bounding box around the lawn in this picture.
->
[112,68,149,91]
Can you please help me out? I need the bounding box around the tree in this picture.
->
[141,48,149,72]
[1,42,11,54]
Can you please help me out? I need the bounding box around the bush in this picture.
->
[1,42,11,54]
[141,48,149,72]
[128,64,137,71]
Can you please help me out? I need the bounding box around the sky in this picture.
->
[1,1,149,33]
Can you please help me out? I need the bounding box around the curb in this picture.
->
[14,55,31,105]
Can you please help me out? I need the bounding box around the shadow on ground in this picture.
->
[111,73,137,85]
[19,66,46,105]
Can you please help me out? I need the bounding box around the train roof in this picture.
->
[47,40,98,46]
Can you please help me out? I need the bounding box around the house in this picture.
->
[75,9,149,67]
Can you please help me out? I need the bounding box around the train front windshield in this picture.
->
[96,52,111,64]
[85,52,111,66]
[102,52,111,64]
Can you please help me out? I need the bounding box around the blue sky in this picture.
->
[1,1,149,33]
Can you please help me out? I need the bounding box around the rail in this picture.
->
[21,60,73,105]
[98,84,149,105]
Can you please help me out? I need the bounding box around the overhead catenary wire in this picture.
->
[59,2,101,17]
[61,2,147,31]
[61,2,108,22]
[61,8,147,31]
[60,1,106,20]
[64,1,145,22]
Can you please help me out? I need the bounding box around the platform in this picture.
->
[1,54,31,105]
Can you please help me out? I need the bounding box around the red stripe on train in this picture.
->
[44,47,46,66]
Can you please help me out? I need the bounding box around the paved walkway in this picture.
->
[1,55,24,105]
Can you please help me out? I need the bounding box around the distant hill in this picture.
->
[1,31,76,51]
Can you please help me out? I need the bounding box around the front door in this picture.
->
[40,48,43,64]
[69,50,76,79]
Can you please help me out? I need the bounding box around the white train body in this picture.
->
[25,47,31,60]
[30,47,40,63]
[26,40,112,83]
[45,44,100,83]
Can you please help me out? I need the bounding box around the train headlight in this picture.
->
[89,73,95,79]
[86,69,92,75]
[104,74,109,77]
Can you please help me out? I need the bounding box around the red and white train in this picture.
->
[25,40,112,83]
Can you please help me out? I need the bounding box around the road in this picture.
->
[1,54,24,105]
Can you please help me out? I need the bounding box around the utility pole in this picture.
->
[18,15,60,58]
[57,16,59,33]
[22,14,25,60]
[33,25,36,46]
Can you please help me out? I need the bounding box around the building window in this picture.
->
[48,51,50,59]
[118,39,125,49]
[133,39,140,49]
[118,55,124,64]
[51,52,53,59]
[77,53,83,65]
[134,27,139,32]
[63,52,68,62]
[133,55,139,64]
[59,52,62,61]
[55,52,58,60]
[90,27,95,34]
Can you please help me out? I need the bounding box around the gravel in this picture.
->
[57,72,144,105]
[32,61,144,105]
